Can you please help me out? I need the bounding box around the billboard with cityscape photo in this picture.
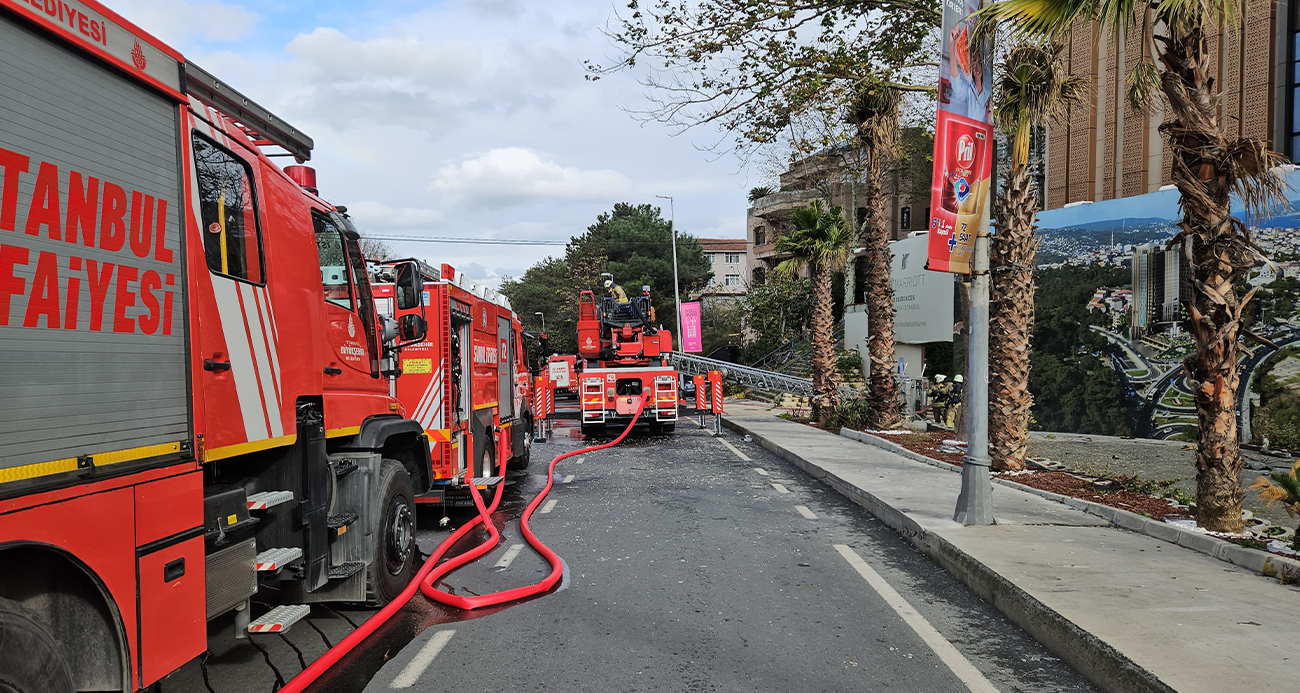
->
[1034,167,1300,266]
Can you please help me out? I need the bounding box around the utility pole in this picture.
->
[953,208,995,525]
[655,194,683,346]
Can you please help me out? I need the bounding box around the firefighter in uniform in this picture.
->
[948,374,965,430]
[928,375,950,424]
[604,279,629,304]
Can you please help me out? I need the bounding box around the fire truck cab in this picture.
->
[0,2,436,690]
[372,260,533,507]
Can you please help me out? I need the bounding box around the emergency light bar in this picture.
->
[184,60,315,162]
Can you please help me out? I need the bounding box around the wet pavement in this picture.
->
[158,404,1096,692]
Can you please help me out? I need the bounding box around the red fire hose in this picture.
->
[280,392,651,692]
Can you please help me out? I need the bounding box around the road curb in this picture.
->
[723,416,1177,693]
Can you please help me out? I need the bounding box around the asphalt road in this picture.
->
[354,416,1094,693]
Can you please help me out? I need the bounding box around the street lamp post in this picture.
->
[534,311,545,333]
[654,194,683,348]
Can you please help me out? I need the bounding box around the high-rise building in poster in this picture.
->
[1044,3,1292,209]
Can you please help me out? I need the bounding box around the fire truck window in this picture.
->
[313,215,354,311]
[193,135,264,284]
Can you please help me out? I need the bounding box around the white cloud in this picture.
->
[430,148,633,203]
[286,28,481,83]
[344,201,446,231]
[106,0,257,43]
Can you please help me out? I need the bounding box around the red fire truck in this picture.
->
[546,353,580,399]
[576,284,679,434]
[372,261,534,507]
[0,2,449,689]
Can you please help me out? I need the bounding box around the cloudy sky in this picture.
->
[105,0,753,286]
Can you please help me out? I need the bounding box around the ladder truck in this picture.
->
[371,261,534,508]
[0,2,441,689]
[575,282,679,435]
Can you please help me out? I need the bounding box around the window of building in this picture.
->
[193,135,264,284]
[900,206,911,230]
[725,252,742,264]
[314,213,354,311]
[725,274,741,286]
[1292,15,1300,162]
[754,226,767,245]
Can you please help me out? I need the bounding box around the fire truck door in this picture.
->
[498,316,513,421]
[191,134,285,452]
[313,214,376,383]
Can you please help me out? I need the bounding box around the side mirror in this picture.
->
[395,262,424,310]
[399,314,427,342]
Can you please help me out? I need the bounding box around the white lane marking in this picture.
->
[494,543,525,569]
[575,457,584,464]
[833,545,999,693]
[719,438,751,461]
[562,474,575,484]
[753,468,769,476]
[540,499,558,514]
[390,629,456,688]
[771,483,789,494]
[795,505,818,519]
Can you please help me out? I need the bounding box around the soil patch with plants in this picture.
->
[1007,472,1192,521]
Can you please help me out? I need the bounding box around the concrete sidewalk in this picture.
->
[722,400,1300,693]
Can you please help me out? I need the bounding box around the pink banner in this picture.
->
[681,301,702,353]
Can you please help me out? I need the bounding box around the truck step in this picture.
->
[255,547,303,572]
[468,476,503,486]
[333,457,359,479]
[247,604,311,634]
[327,512,358,534]
[329,561,365,579]
[247,491,293,510]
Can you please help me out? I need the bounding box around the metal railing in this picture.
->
[669,351,931,417]
[669,352,860,399]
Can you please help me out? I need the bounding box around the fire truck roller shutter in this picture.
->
[0,15,188,478]
[346,417,433,494]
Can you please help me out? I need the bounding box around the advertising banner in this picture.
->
[927,0,994,274]
[680,301,703,352]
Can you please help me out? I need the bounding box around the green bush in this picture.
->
[825,397,873,431]
[836,351,863,379]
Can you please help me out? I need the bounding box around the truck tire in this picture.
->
[0,596,75,693]
[368,459,416,606]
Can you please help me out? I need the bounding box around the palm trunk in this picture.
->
[862,150,901,429]
[989,165,1039,471]
[1160,24,1250,533]
[809,261,840,423]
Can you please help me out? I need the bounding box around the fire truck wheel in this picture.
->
[0,597,75,693]
[368,459,416,606]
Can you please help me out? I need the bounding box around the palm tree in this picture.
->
[982,2,1287,532]
[846,85,904,430]
[774,200,855,424]
[1250,461,1300,551]
[988,43,1084,471]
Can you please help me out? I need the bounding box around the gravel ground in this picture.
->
[1027,431,1298,526]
